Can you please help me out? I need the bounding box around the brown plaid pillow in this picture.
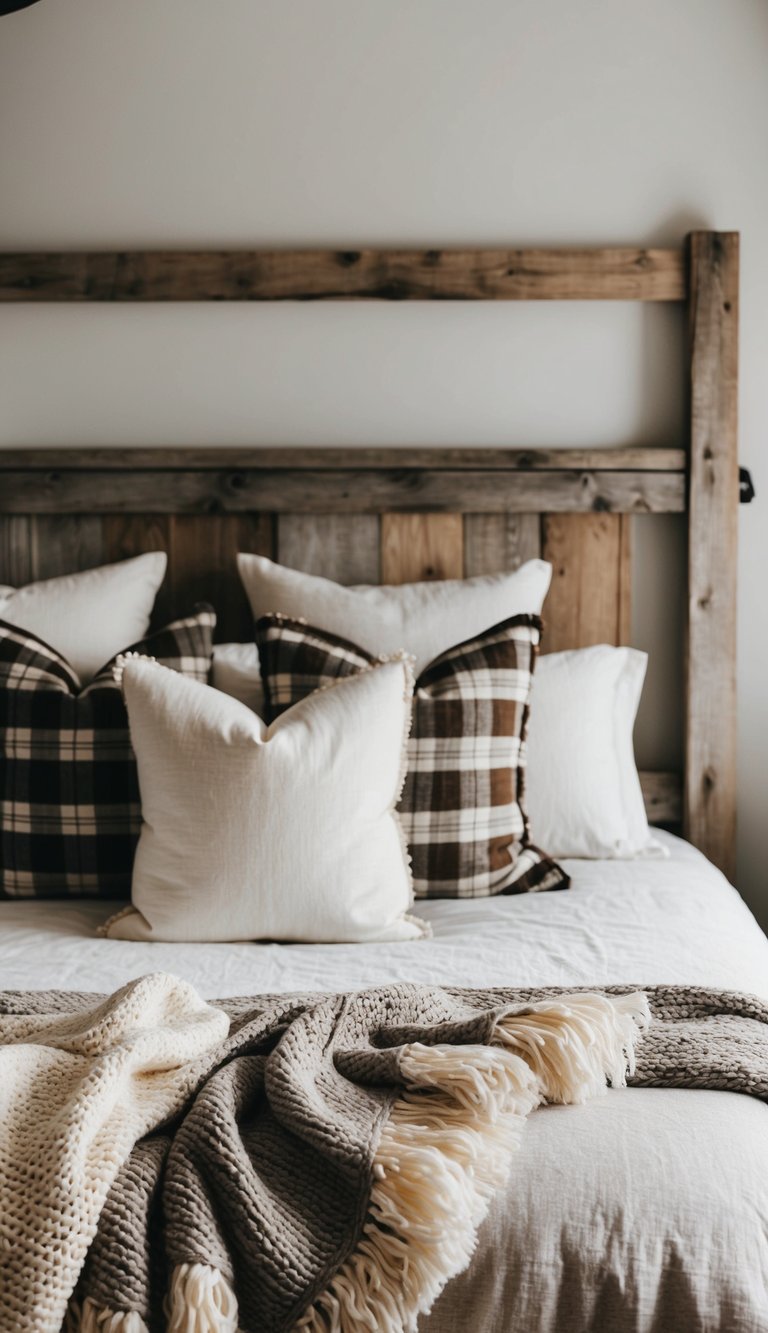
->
[256,613,568,900]
[0,606,215,899]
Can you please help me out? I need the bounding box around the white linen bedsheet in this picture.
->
[0,832,766,1000]
[1,831,767,1333]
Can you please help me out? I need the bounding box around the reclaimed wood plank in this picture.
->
[541,513,630,652]
[0,516,36,586]
[0,446,687,472]
[27,516,103,581]
[168,514,274,641]
[685,231,739,879]
[0,247,686,303]
[0,469,686,516]
[617,514,632,646]
[277,515,379,584]
[102,515,173,628]
[380,513,463,584]
[463,514,541,576]
[640,770,683,825]
[0,515,103,587]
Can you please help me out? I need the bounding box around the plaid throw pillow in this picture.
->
[0,607,215,899]
[256,613,569,900]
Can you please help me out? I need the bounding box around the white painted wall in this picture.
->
[1,0,766,925]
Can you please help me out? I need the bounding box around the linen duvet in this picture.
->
[1,832,766,1332]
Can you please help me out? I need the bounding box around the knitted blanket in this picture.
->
[0,980,766,1333]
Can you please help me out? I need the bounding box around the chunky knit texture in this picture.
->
[0,982,766,1333]
[0,973,228,1333]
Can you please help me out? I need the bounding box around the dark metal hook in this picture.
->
[740,467,756,504]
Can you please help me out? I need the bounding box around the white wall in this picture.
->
[1,0,766,925]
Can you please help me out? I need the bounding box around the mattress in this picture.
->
[2,831,767,1332]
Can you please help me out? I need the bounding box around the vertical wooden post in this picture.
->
[685,231,739,879]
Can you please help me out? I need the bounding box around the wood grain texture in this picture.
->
[463,514,541,576]
[0,247,686,303]
[0,446,686,472]
[26,516,103,581]
[0,515,104,586]
[541,513,631,653]
[277,515,380,584]
[103,513,274,638]
[102,514,173,626]
[617,514,632,646]
[0,516,37,586]
[640,770,683,825]
[167,514,274,641]
[685,232,739,879]
[0,468,685,516]
[381,513,463,584]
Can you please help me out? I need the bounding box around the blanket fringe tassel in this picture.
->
[296,991,649,1333]
[77,1297,150,1332]
[69,992,648,1333]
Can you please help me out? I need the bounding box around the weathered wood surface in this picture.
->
[277,514,380,584]
[639,770,683,825]
[463,514,541,576]
[685,231,739,879]
[0,514,103,587]
[0,447,687,472]
[0,515,102,587]
[0,468,685,516]
[541,513,631,652]
[102,513,274,639]
[0,247,686,303]
[381,514,464,584]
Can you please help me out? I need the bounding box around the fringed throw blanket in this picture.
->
[0,979,766,1333]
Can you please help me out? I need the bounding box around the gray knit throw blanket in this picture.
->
[0,981,765,1333]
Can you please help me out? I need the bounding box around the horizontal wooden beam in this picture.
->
[639,770,683,824]
[0,468,685,515]
[0,247,687,303]
[0,447,686,473]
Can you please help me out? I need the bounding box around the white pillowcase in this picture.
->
[237,554,552,677]
[0,553,167,683]
[525,645,665,860]
[211,642,265,713]
[106,655,425,945]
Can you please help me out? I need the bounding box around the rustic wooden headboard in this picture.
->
[0,233,739,877]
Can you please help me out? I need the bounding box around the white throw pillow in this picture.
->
[525,645,665,859]
[0,553,167,683]
[106,655,426,944]
[237,554,552,677]
[211,642,264,713]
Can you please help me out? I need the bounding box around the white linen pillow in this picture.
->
[0,552,167,683]
[525,645,666,860]
[237,553,552,677]
[106,655,426,945]
[211,642,264,713]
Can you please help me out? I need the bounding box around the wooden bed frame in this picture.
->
[0,232,739,877]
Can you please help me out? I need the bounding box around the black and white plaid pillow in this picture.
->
[256,614,569,900]
[0,607,215,899]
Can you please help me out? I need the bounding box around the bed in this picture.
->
[1,233,765,1333]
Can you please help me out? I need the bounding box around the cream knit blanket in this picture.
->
[0,973,229,1333]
